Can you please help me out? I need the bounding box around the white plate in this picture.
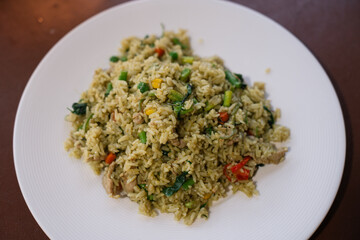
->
[13,0,345,239]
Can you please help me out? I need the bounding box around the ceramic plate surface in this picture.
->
[13,0,345,239]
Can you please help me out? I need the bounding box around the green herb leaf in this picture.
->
[263,106,274,128]
[181,84,192,104]
[172,37,187,49]
[163,172,188,196]
[69,102,87,115]
[182,178,195,190]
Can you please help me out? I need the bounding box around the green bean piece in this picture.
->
[223,90,233,107]
[138,82,150,93]
[109,56,119,62]
[180,68,191,82]
[168,90,184,102]
[105,82,113,97]
[139,131,147,144]
[118,71,128,81]
[169,51,178,61]
[172,37,187,49]
[180,107,193,116]
[182,56,194,64]
[205,102,215,112]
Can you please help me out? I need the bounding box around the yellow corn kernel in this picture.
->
[204,193,212,200]
[151,78,163,89]
[145,108,156,115]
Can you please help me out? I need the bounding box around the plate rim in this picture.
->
[13,0,346,239]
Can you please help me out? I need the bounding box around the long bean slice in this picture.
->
[139,130,147,144]
[223,90,232,107]
[119,71,128,81]
[168,90,183,102]
[105,82,113,97]
[180,68,191,82]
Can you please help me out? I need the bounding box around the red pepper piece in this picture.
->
[230,156,251,180]
[154,48,165,57]
[219,112,229,124]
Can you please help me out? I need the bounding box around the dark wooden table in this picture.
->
[1,0,359,239]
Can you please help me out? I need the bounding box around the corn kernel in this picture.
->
[151,78,163,89]
[145,108,156,115]
[204,193,212,200]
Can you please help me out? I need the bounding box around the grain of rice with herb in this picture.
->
[64,29,290,225]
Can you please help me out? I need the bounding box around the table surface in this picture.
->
[1,0,359,239]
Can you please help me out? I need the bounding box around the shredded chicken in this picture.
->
[121,174,137,194]
[169,138,186,148]
[132,112,144,124]
[102,162,122,195]
[255,150,287,164]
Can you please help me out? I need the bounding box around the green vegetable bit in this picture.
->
[182,178,195,190]
[180,68,191,82]
[263,106,275,128]
[168,90,184,102]
[68,102,87,115]
[204,102,215,112]
[172,37,187,49]
[118,71,128,81]
[200,202,207,209]
[109,56,119,62]
[79,113,93,132]
[181,84,192,104]
[138,82,150,93]
[182,56,194,64]
[225,70,241,88]
[223,90,233,107]
[173,103,182,118]
[169,51,178,61]
[138,184,154,201]
[120,56,127,62]
[163,172,188,196]
[205,126,214,135]
[139,130,147,144]
[185,201,195,209]
[105,82,113,97]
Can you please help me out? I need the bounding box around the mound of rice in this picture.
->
[65,29,290,225]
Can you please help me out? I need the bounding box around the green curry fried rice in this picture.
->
[64,29,290,225]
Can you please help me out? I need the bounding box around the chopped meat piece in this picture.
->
[132,112,144,124]
[102,162,122,195]
[169,138,186,148]
[121,174,137,194]
[255,150,287,164]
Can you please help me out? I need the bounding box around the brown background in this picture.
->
[1,0,359,239]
